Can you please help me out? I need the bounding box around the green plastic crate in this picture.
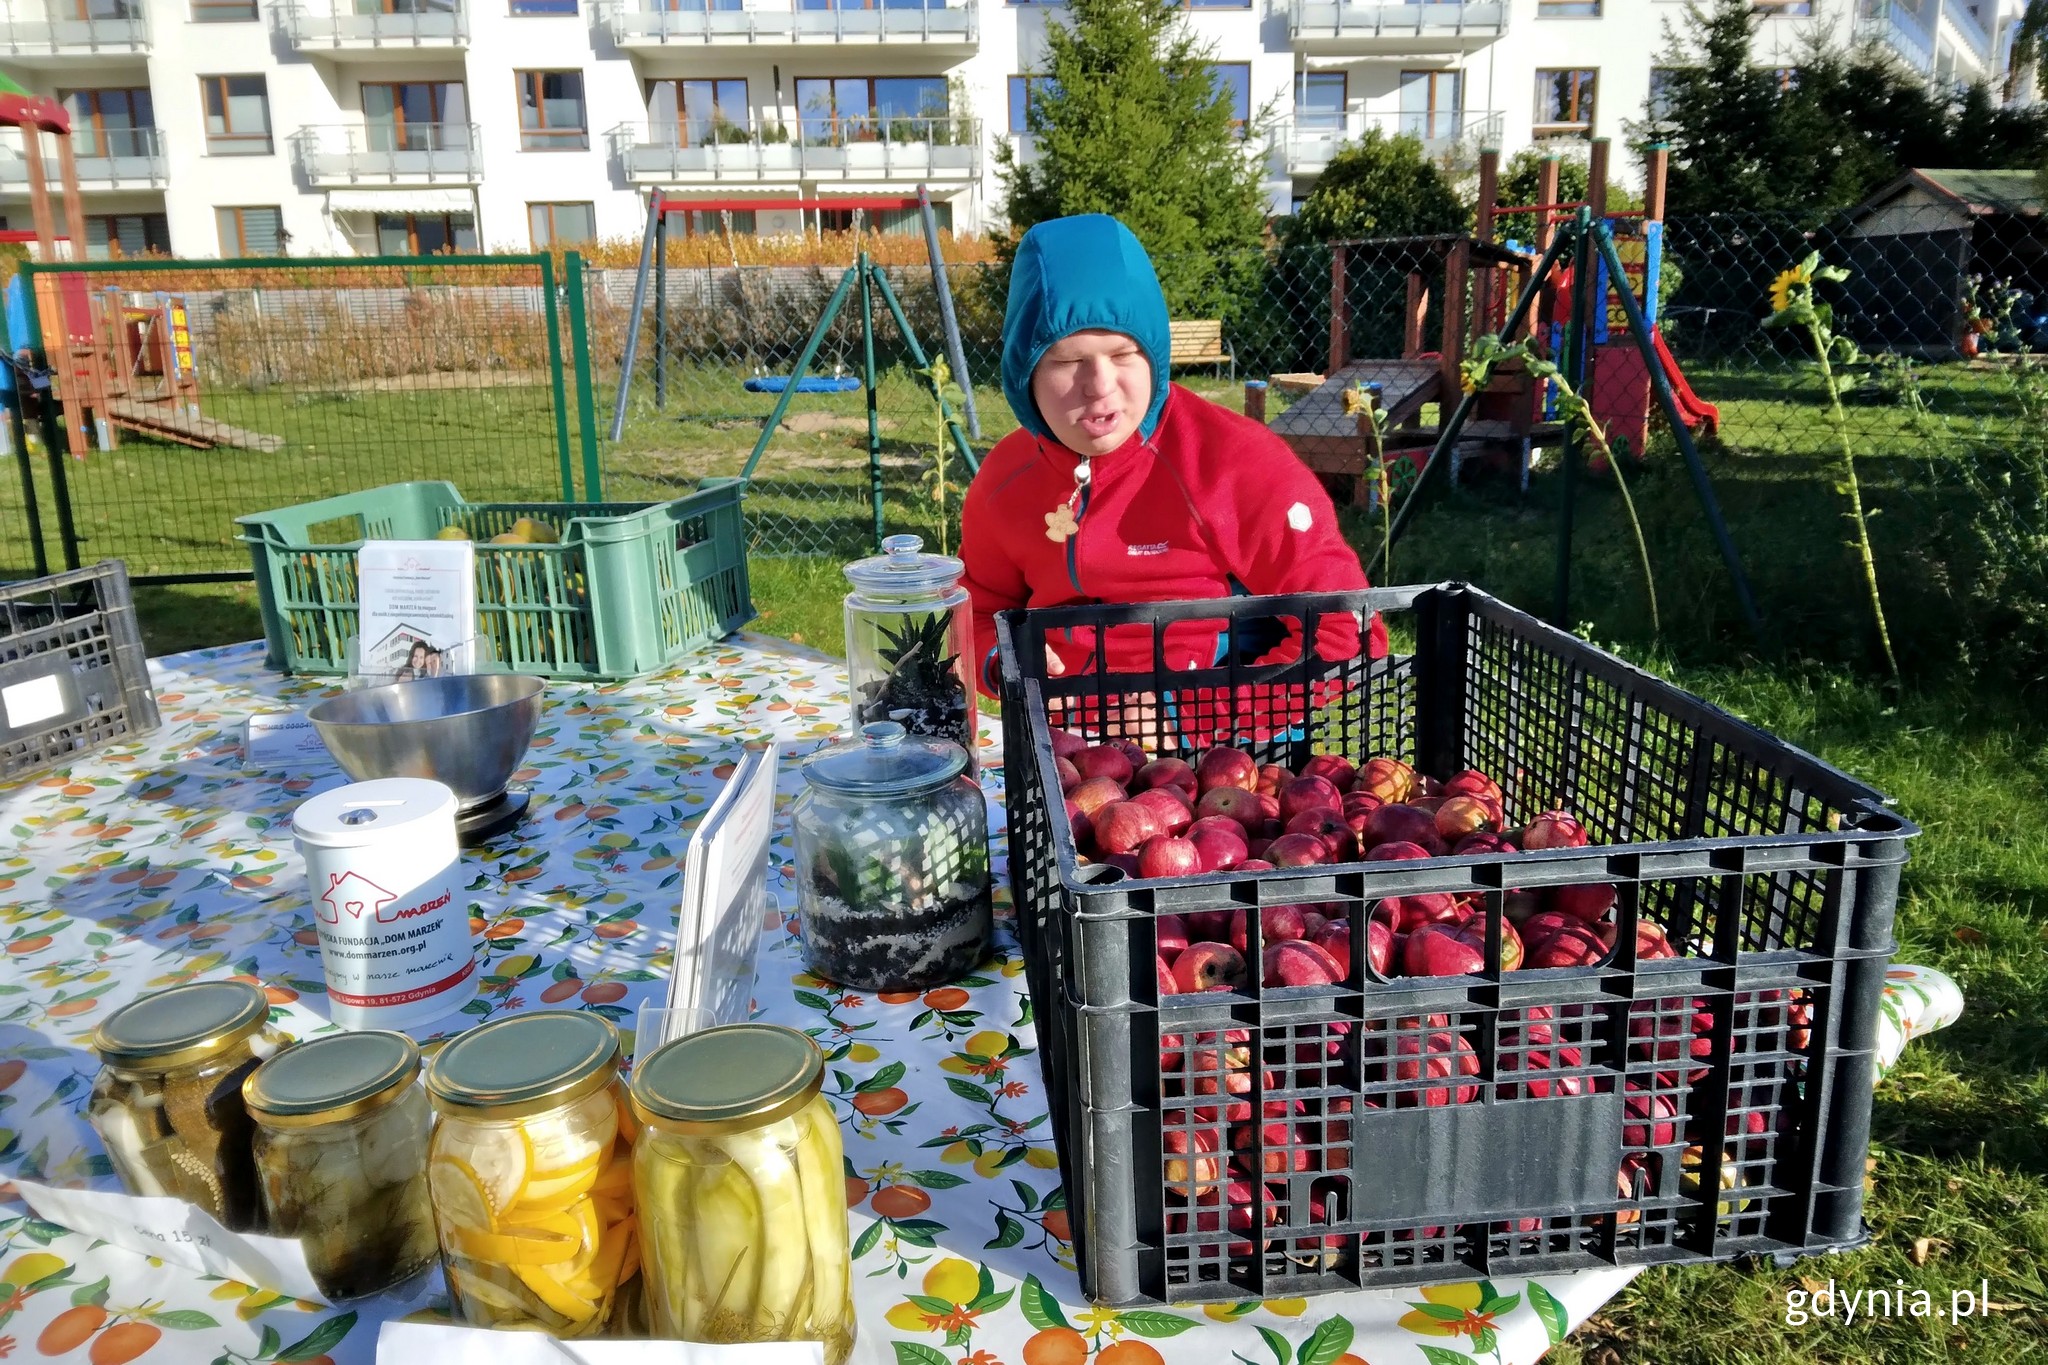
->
[236,480,753,680]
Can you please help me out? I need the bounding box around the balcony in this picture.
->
[607,0,976,53]
[1280,109,1502,176]
[0,125,166,191]
[611,116,980,185]
[292,124,483,186]
[1287,1,1507,54]
[282,1,468,57]
[0,1,148,62]
[1941,0,1991,65]
[1855,0,1934,72]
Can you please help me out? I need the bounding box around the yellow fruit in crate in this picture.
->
[509,517,560,545]
[490,532,527,546]
[436,525,472,541]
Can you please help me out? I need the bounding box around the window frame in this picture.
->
[1536,0,1601,15]
[1399,68,1464,139]
[84,211,170,260]
[1293,71,1346,133]
[647,77,750,146]
[516,70,589,151]
[216,205,283,256]
[362,80,469,150]
[528,201,597,247]
[1007,73,1057,134]
[1533,67,1597,136]
[59,87,154,158]
[375,211,478,256]
[190,0,258,20]
[793,75,949,143]
[509,0,578,12]
[200,74,273,156]
[1210,61,1251,132]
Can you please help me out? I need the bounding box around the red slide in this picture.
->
[1651,326,1720,438]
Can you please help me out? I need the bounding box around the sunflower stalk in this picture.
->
[1764,253,1899,679]
[1345,381,1396,583]
[914,357,967,556]
[1462,335,1660,634]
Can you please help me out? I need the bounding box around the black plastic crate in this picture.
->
[1,562,160,783]
[996,584,1916,1307]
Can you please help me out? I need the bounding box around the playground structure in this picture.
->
[0,81,280,460]
[1258,140,1719,501]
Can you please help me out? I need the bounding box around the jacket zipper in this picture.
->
[1064,460,1092,595]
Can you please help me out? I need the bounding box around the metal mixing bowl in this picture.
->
[306,674,546,810]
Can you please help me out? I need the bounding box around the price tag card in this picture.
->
[355,539,478,685]
[245,710,337,768]
[376,1322,825,1365]
[13,1179,328,1304]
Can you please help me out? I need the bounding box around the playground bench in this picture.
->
[1169,319,1235,379]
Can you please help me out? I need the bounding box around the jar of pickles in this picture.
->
[424,1010,638,1336]
[628,1024,853,1365]
[843,534,978,775]
[88,981,286,1232]
[792,722,992,992]
[243,1031,436,1300]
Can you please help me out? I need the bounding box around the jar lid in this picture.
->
[802,722,967,797]
[627,1024,824,1136]
[424,1010,620,1120]
[243,1030,419,1129]
[843,534,965,599]
[93,981,270,1070]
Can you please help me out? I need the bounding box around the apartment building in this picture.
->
[0,0,2022,259]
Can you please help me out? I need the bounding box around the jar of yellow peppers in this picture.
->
[424,1010,641,1334]
[628,1024,854,1365]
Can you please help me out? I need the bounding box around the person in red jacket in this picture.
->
[960,214,1387,737]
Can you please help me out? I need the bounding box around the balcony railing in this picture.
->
[607,0,975,46]
[291,123,483,184]
[283,1,468,51]
[1856,0,1934,72]
[611,115,980,182]
[0,2,148,56]
[0,124,165,189]
[1287,0,1508,47]
[1279,109,1502,175]
[1942,0,1991,63]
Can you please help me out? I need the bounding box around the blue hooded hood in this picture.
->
[1001,215,1171,445]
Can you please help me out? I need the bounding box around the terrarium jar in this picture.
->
[244,1030,436,1300]
[843,534,977,776]
[628,1024,854,1365]
[88,980,288,1232]
[792,721,991,992]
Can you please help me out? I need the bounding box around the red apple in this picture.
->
[1194,746,1258,794]
[1284,809,1357,861]
[1134,757,1198,799]
[1109,738,1148,773]
[1172,942,1246,994]
[1049,727,1088,762]
[1063,802,1094,855]
[1183,909,1232,942]
[1255,763,1291,798]
[1094,801,1164,856]
[1263,939,1344,988]
[1069,776,1126,817]
[1552,881,1618,923]
[1055,756,1082,793]
[1621,1090,1679,1148]
[1362,804,1445,854]
[1435,794,1501,842]
[1237,858,1275,871]
[1130,787,1195,836]
[1365,839,1431,863]
[1156,955,1177,995]
[1522,809,1591,850]
[1156,913,1190,957]
[1387,1031,1480,1107]
[1527,921,1609,968]
[1298,753,1357,792]
[1138,835,1203,880]
[1229,905,1308,953]
[1264,833,1329,867]
[1194,785,1266,833]
[1383,892,1462,933]
[1076,745,1135,787]
[1403,923,1484,977]
[1452,831,1516,857]
[1163,1125,1224,1192]
[1355,756,1415,804]
[1278,775,1344,823]
[1441,769,1504,807]
[1517,910,1578,952]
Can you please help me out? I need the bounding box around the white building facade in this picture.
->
[0,0,2023,259]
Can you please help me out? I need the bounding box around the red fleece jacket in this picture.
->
[962,383,1388,701]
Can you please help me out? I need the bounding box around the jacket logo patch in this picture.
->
[1127,542,1170,556]
[1287,502,1314,532]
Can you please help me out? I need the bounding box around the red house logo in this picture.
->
[318,870,395,925]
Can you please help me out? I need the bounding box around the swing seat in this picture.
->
[743,375,863,395]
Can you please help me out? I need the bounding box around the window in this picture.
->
[1534,68,1596,135]
[511,0,578,11]
[664,207,756,236]
[528,202,596,246]
[201,75,272,155]
[1007,74,1057,133]
[192,0,258,19]
[1752,1,1813,14]
[878,203,950,234]
[1646,67,1681,123]
[795,77,947,143]
[363,82,469,151]
[85,212,169,260]
[217,206,284,256]
[647,79,748,146]
[796,0,940,9]
[376,212,477,255]
[1294,72,1345,133]
[1770,66,1800,91]
[1210,62,1250,131]
[1399,69,1462,140]
[517,71,587,150]
[1181,0,1248,10]
[1537,0,1600,14]
[60,88,154,157]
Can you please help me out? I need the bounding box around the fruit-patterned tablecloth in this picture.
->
[0,635,1963,1365]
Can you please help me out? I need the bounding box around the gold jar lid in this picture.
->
[243,1030,420,1129]
[92,981,269,1071]
[628,1024,824,1136]
[425,1010,620,1121]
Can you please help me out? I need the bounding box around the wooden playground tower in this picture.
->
[0,86,279,459]
[1260,140,1714,502]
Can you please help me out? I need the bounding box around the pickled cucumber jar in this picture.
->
[628,1024,853,1365]
[243,1031,436,1300]
[88,981,287,1231]
[844,534,978,775]
[793,721,992,991]
[424,1010,639,1336]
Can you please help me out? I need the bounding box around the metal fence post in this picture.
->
[6,384,49,580]
[540,253,577,502]
[653,212,669,412]
[565,251,604,502]
[859,254,885,552]
[1554,209,1595,631]
[17,265,80,572]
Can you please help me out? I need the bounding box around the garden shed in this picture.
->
[1841,168,2047,352]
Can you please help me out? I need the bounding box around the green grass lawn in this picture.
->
[17,359,2045,1358]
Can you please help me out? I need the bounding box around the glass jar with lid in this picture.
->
[628,1023,854,1365]
[423,1010,639,1336]
[243,1030,437,1300]
[793,721,992,991]
[88,980,287,1231]
[843,533,978,775]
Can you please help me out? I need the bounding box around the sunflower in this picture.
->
[1769,262,1811,314]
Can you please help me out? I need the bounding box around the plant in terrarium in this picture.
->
[853,609,971,749]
